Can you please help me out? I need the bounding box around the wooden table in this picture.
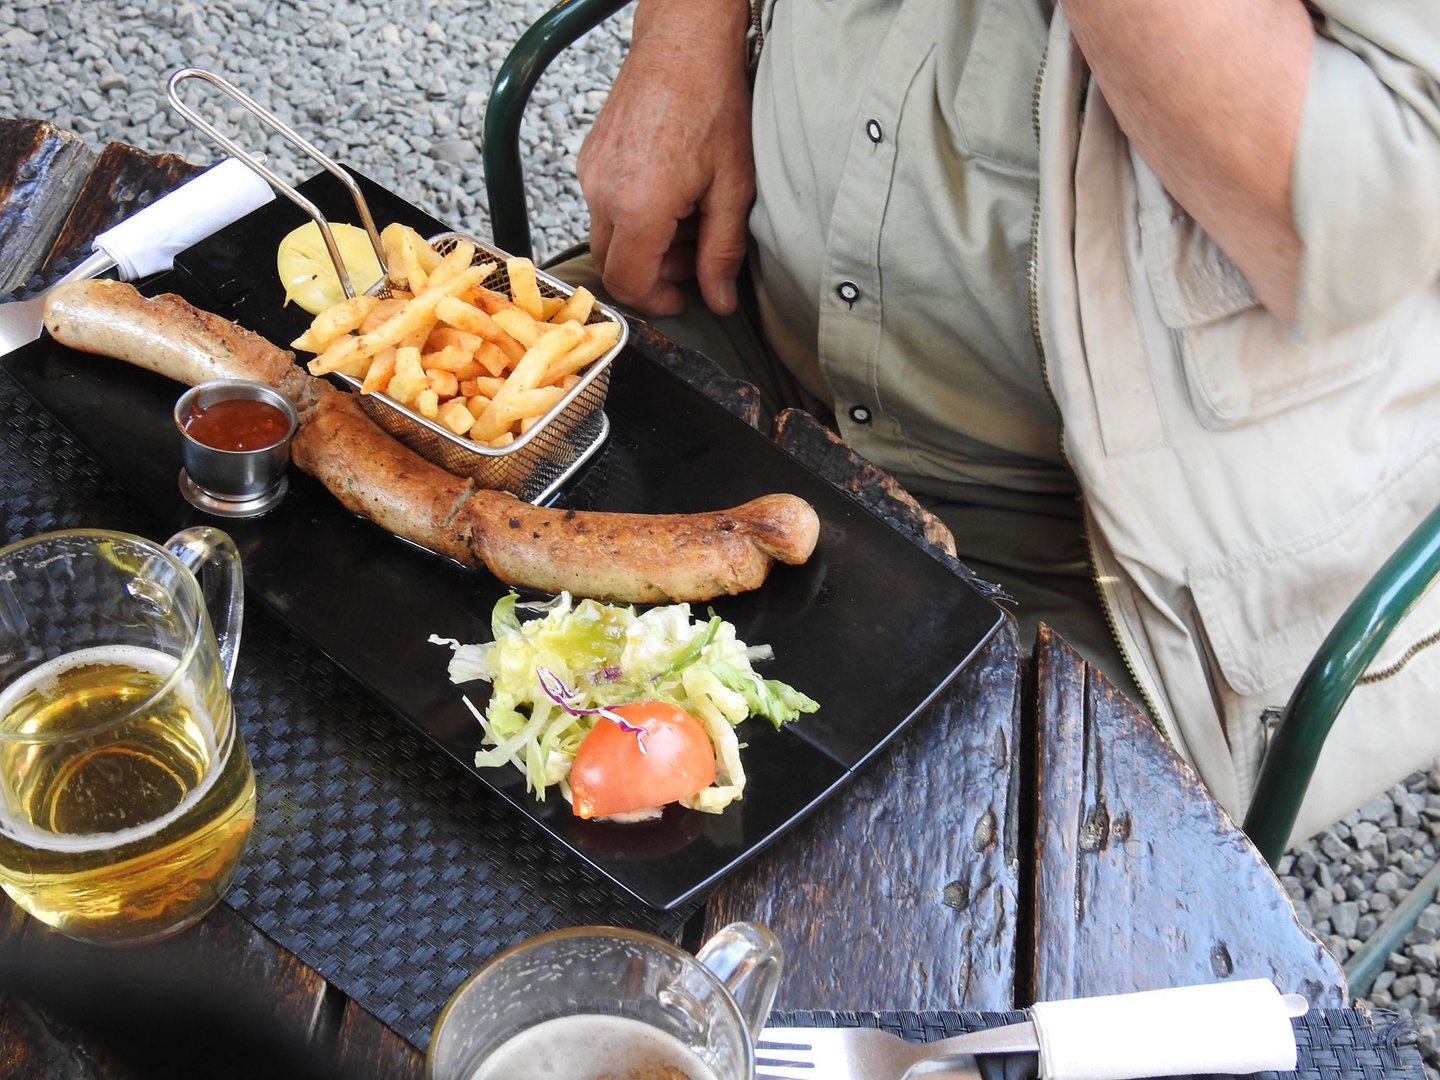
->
[0,121,1347,1079]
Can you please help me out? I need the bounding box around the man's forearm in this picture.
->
[1060,0,1314,323]
[632,0,750,55]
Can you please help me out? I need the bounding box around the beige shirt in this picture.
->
[748,0,1066,503]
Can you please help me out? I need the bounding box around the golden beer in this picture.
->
[0,644,255,944]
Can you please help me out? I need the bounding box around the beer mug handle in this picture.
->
[164,526,244,688]
[695,921,784,1042]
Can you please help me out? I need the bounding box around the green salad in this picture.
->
[430,592,819,815]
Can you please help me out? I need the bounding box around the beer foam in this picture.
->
[0,645,225,852]
[466,1014,720,1080]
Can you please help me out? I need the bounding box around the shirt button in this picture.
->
[865,118,883,143]
[836,280,861,305]
[849,405,872,424]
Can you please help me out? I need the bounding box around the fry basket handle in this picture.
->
[165,67,387,297]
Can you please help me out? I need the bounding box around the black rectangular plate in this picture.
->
[4,170,1003,909]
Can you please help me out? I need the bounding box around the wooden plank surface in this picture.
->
[702,615,1023,1010]
[333,1001,427,1080]
[0,119,94,293]
[1028,623,1348,1006]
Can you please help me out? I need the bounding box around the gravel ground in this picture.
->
[1280,769,1440,1075]
[1,0,1436,1074]
[0,0,623,263]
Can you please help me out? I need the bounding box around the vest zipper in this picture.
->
[1357,629,1440,685]
[1026,45,1170,735]
[747,0,768,76]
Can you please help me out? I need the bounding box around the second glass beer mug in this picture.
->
[428,922,784,1080]
[0,527,256,945]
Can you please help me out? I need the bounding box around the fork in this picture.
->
[755,989,1310,1080]
[755,1019,1040,1080]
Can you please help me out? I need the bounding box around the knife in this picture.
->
[0,155,275,356]
[900,990,1311,1080]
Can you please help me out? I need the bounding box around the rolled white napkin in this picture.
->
[1029,979,1299,1080]
[93,156,275,280]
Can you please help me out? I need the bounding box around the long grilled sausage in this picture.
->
[41,279,820,602]
[297,393,819,602]
[41,279,323,412]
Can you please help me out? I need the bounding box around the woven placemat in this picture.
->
[0,368,696,1049]
[768,1009,1427,1080]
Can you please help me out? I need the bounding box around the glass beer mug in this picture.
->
[0,527,256,945]
[428,922,784,1080]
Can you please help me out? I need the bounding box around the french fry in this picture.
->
[469,330,578,440]
[469,286,515,315]
[471,342,509,377]
[469,385,568,442]
[506,256,544,319]
[386,346,428,406]
[432,297,529,366]
[426,368,460,399]
[361,347,398,394]
[491,306,542,348]
[414,388,440,419]
[499,321,585,399]
[396,235,428,294]
[292,293,381,353]
[331,351,372,379]
[361,296,409,333]
[447,358,486,382]
[356,265,488,359]
[421,343,477,373]
[425,326,484,354]
[544,320,623,383]
[380,222,411,272]
[307,333,364,376]
[435,295,503,341]
[551,286,595,326]
[437,398,476,435]
[426,240,478,289]
[462,375,507,399]
[381,222,442,288]
[541,295,568,320]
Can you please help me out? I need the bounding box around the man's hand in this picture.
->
[577,0,754,317]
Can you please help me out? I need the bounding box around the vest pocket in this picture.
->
[1135,167,1391,430]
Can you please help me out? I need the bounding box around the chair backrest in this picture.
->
[482,0,633,259]
[1242,502,1440,867]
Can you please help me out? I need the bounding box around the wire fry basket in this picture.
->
[166,67,623,505]
[338,231,621,503]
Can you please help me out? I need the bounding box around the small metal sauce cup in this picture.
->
[174,379,298,518]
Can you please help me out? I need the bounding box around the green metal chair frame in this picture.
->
[1242,503,1440,868]
[484,0,1440,992]
[1242,503,1440,993]
[482,0,632,259]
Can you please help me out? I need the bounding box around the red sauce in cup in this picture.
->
[183,398,291,452]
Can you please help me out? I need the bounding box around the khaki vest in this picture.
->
[1036,7,1440,843]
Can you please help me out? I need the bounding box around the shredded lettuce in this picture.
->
[429,592,818,814]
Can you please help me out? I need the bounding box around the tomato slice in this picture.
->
[570,701,717,820]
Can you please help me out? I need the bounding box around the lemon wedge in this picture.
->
[276,221,385,314]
